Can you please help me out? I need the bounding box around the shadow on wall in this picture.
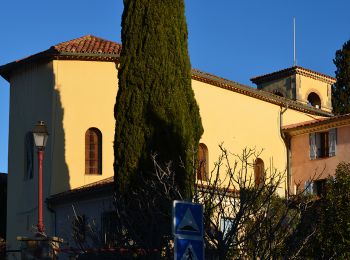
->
[47,87,71,235]
[49,87,70,195]
[5,60,71,258]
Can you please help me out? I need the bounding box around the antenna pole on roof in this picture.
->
[293,17,296,66]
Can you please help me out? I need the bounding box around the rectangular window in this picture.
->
[304,179,327,197]
[220,217,233,237]
[309,129,336,160]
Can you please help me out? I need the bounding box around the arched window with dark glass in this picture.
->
[307,92,321,109]
[197,143,209,181]
[85,128,102,175]
[254,158,265,187]
[24,132,34,180]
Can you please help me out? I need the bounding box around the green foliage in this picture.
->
[306,162,350,258]
[114,0,203,199]
[332,39,350,115]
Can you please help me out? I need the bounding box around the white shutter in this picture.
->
[304,180,314,195]
[329,128,337,157]
[309,133,317,159]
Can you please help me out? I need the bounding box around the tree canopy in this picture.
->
[114,0,203,198]
[305,162,350,258]
[332,39,350,115]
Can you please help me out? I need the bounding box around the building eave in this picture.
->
[0,50,119,82]
[47,177,114,206]
[251,66,336,85]
[0,36,335,117]
[283,113,350,136]
[192,69,334,117]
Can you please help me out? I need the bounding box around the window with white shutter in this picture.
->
[309,133,317,159]
[304,180,314,194]
[329,128,337,157]
[309,129,337,160]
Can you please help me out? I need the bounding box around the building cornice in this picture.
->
[192,69,333,117]
[283,113,350,136]
[251,66,336,85]
[0,35,334,117]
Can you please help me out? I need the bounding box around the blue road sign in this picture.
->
[175,237,204,260]
[173,200,203,237]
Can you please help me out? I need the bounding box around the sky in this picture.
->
[0,0,349,173]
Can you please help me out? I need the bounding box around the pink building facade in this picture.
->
[283,114,350,195]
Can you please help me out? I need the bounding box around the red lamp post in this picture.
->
[32,121,49,235]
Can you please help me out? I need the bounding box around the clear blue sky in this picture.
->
[0,0,349,172]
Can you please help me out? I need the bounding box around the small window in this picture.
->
[314,179,327,197]
[85,128,102,174]
[304,179,327,197]
[24,132,34,180]
[220,217,233,237]
[197,143,209,181]
[309,129,336,159]
[254,158,265,187]
[307,92,321,108]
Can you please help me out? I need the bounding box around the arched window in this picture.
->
[254,158,265,187]
[307,92,321,109]
[197,143,208,181]
[85,128,102,175]
[24,132,34,180]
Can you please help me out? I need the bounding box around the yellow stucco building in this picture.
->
[0,35,335,254]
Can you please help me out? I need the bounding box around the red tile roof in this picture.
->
[251,66,336,85]
[0,35,121,81]
[192,69,333,117]
[0,35,334,117]
[283,113,350,136]
[52,35,121,55]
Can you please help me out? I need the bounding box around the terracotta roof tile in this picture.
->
[283,113,350,136]
[0,35,122,81]
[0,35,335,117]
[51,35,121,55]
[192,69,333,117]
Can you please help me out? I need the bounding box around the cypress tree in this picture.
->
[114,0,203,199]
[332,39,350,115]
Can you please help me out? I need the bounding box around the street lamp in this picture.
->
[32,121,49,234]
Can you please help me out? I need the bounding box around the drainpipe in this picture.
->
[280,103,291,199]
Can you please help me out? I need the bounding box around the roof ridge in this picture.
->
[251,65,336,83]
[52,34,101,46]
[192,68,333,117]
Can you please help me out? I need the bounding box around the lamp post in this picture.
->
[32,121,49,235]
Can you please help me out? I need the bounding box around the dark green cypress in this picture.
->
[332,39,350,115]
[114,0,203,199]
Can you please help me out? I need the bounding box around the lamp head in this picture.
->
[32,121,49,150]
